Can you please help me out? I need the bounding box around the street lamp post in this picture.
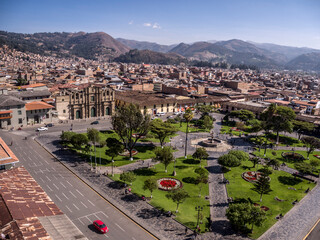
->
[112,160,114,176]
[195,206,203,231]
[173,158,176,176]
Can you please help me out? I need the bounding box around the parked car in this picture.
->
[91,121,99,125]
[37,127,48,131]
[173,112,181,115]
[151,116,158,120]
[45,123,54,127]
[93,220,109,233]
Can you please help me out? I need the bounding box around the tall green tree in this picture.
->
[294,162,313,174]
[248,119,262,136]
[105,137,124,162]
[166,189,189,213]
[228,150,250,162]
[112,103,150,160]
[150,119,177,147]
[196,105,213,118]
[226,203,266,232]
[183,109,194,158]
[143,178,158,198]
[87,128,100,146]
[16,78,28,86]
[229,109,255,123]
[120,172,136,186]
[310,159,320,172]
[249,157,260,168]
[301,136,320,159]
[195,167,209,197]
[71,134,89,151]
[192,147,209,167]
[202,115,213,130]
[293,120,315,140]
[252,173,271,202]
[153,146,174,172]
[60,131,77,143]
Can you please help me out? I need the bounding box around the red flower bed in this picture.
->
[160,180,177,188]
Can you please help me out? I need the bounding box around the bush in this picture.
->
[228,150,249,162]
[218,154,241,167]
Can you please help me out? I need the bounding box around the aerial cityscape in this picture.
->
[0,0,320,240]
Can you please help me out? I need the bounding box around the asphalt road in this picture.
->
[306,219,320,240]
[0,129,155,240]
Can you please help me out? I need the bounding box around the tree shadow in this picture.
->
[183,158,200,165]
[175,165,189,170]
[182,177,198,184]
[121,194,140,202]
[136,208,161,219]
[278,176,302,185]
[107,181,125,189]
[133,168,156,176]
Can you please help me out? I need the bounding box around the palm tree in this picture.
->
[183,109,194,158]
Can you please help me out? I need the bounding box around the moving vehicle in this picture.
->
[45,123,54,127]
[91,120,99,125]
[37,127,48,131]
[93,220,109,233]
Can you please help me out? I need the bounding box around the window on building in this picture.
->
[35,110,37,113]
[91,96,94,101]
[17,105,22,109]
[18,118,23,124]
[62,99,64,102]
[46,114,49,118]
[63,110,66,113]
[30,110,33,114]
[18,110,22,115]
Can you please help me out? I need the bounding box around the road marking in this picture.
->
[52,183,59,190]
[45,176,51,182]
[78,218,84,225]
[46,185,53,191]
[60,182,67,188]
[100,212,109,219]
[66,180,73,186]
[51,167,56,172]
[62,192,69,200]
[132,237,136,240]
[115,223,125,232]
[85,216,91,222]
[39,169,43,174]
[104,235,109,238]
[80,201,88,208]
[76,189,84,196]
[66,205,73,213]
[39,177,45,183]
[58,173,64,179]
[73,203,80,210]
[52,174,58,180]
[88,199,95,206]
[43,159,49,164]
[69,191,77,198]
[55,194,62,202]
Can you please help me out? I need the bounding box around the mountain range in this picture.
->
[0,30,319,71]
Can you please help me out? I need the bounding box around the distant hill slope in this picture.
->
[116,38,176,53]
[285,52,320,71]
[250,41,320,61]
[114,49,187,65]
[169,40,279,68]
[0,31,130,60]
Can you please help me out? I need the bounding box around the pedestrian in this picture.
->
[10,141,13,146]
[185,227,188,235]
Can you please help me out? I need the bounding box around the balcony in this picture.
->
[0,110,13,120]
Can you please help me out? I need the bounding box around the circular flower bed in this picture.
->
[157,178,182,191]
[242,171,262,183]
[120,149,138,156]
[281,152,305,161]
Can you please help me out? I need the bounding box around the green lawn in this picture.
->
[250,133,304,147]
[224,159,316,239]
[173,121,210,133]
[112,156,211,232]
[253,149,320,173]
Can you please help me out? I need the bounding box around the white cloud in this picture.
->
[128,20,133,25]
[152,23,161,29]
[143,22,161,29]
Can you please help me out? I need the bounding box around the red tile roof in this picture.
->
[0,137,19,166]
[25,101,54,111]
[20,83,46,89]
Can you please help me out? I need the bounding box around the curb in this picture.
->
[33,137,160,240]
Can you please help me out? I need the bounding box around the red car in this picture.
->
[93,220,109,233]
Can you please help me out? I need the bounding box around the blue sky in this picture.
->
[1,0,319,49]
